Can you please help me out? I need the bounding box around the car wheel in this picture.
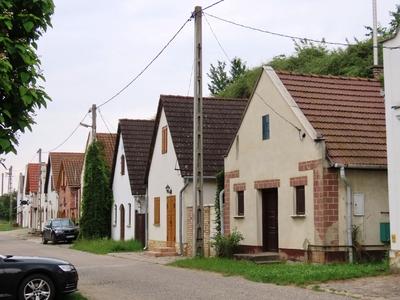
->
[66,239,73,244]
[42,235,48,245]
[18,273,55,300]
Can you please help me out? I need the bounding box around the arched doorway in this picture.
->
[120,204,125,241]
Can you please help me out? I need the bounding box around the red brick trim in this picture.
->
[233,183,246,192]
[298,159,322,171]
[224,170,240,235]
[290,176,308,187]
[254,179,280,189]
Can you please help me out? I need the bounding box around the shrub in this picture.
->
[212,230,244,258]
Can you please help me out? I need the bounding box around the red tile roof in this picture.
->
[25,163,41,194]
[276,71,386,167]
[147,95,247,178]
[61,156,84,187]
[96,133,117,169]
[111,119,155,195]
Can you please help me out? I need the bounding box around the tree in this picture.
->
[79,141,113,239]
[207,57,247,96]
[0,192,17,221]
[0,0,54,154]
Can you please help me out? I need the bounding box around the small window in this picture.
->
[120,154,125,175]
[128,203,132,226]
[161,126,168,154]
[237,191,244,216]
[154,197,160,225]
[114,204,117,225]
[295,186,305,215]
[262,114,270,140]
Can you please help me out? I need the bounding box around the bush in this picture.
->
[212,230,244,258]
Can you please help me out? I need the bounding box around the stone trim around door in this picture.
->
[233,183,246,192]
[254,179,280,190]
[290,176,308,187]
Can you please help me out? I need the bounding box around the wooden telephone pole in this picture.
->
[192,6,204,257]
[8,166,12,224]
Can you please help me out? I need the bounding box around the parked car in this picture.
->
[42,218,79,244]
[0,254,78,299]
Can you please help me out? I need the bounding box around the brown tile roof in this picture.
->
[96,133,117,169]
[276,71,386,167]
[111,119,155,195]
[61,156,84,187]
[147,95,248,178]
[25,163,40,194]
[45,152,85,192]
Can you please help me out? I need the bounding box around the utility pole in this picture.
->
[8,166,12,225]
[192,5,204,257]
[91,104,97,143]
[1,173,3,196]
[372,0,378,66]
[38,148,42,231]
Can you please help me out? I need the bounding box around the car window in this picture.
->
[45,220,51,227]
[52,219,74,227]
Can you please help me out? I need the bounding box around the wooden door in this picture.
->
[262,189,278,252]
[135,211,146,246]
[166,196,176,247]
[120,204,125,241]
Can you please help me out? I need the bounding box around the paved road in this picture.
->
[0,231,349,300]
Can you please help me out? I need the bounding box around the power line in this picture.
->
[204,13,231,61]
[97,108,115,134]
[97,17,192,108]
[47,112,89,153]
[203,0,225,11]
[186,61,194,97]
[205,13,400,50]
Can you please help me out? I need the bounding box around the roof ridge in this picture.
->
[160,94,247,101]
[275,70,380,82]
[119,118,155,122]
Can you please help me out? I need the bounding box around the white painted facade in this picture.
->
[383,32,400,259]
[148,109,185,245]
[111,135,136,241]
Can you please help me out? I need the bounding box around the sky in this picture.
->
[1,0,398,189]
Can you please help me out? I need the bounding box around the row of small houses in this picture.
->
[16,66,391,263]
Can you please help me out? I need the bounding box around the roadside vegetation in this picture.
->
[170,258,389,286]
[62,292,88,300]
[0,219,17,231]
[71,238,143,254]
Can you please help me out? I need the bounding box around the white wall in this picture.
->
[45,165,59,223]
[384,33,400,251]
[148,109,185,245]
[111,136,136,240]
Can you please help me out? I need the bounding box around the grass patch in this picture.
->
[170,257,389,286]
[0,221,15,231]
[71,238,143,254]
[61,292,88,300]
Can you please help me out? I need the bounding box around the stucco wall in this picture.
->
[148,109,185,246]
[384,34,400,251]
[225,68,325,250]
[111,135,136,241]
[337,169,389,246]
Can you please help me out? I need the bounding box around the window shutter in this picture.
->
[154,197,160,225]
[162,126,168,154]
[296,186,305,215]
[262,115,270,140]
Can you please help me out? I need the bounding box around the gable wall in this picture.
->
[111,135,135,240]
[225,69,325,251]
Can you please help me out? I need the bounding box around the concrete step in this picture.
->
[234,252,280,263]
[144,250,177,258]
[158,247,176,253]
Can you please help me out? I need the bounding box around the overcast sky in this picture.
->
[2,0,398,188]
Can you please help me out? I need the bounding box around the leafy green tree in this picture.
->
[0,192,17,221]
[80,141,113,239]
[0,0,54,154]
[207,57,248,96]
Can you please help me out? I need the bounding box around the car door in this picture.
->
[0,256,20,298]
[44,220,51,239]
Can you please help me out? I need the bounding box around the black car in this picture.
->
[42,218,79,244]
[0,254,78,299]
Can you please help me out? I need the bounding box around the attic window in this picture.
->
[120,154,125,175]
[161,126,168,154]
[262,114,270,140]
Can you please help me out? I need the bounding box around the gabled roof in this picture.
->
[146,95,248,178]
[275,70,386,168]
[44,152,84,193]
[56,154,84,189]
[25,163,40,194]
[96,133,117,169]
[111,119,155,195]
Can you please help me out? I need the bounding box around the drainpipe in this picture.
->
[179,179,190,255]
[143,188,149,250]
[338,165,353,263]
[219,190,224,236]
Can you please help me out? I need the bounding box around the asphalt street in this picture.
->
[0,231,349,300]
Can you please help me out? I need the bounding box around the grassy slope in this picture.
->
[71,239,143,254]
[171,258,389,286]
